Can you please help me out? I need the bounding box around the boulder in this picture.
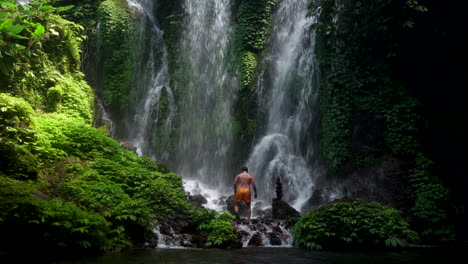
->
[187,193,207,208]
[121,142,138,153]
[248,233,262,247]
[272,198,300,220]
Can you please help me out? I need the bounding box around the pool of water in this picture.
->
[26,246,462,264]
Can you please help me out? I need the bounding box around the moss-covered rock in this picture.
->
[0,140,39,180]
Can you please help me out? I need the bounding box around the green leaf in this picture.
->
[57,5,74,12]
[34,24,45,36]
[15,44,26,50]
[0,19,12,30]
[7,24,24,34]
[7,33,28,39]
[39,5,54,13]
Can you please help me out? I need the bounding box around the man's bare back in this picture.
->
[234,172,255,190]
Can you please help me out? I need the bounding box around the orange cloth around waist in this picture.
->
[235,188,251,203]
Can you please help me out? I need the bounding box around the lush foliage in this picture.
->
[0,0,90,116]
[0,0,192,254]
[95,0,136,118]
[309,0,453,243]
[231,0,277,146]
[292,199,419,250]
[192,209,237,248]
[0,176,111,251]
[310,0,426,170]
[407,154,454,242]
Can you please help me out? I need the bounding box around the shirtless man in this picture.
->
[233,167,257,219]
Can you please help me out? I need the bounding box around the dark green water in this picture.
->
[10,246,459,264]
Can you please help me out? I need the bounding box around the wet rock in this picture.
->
[268,232,282,246]
[216,196,227,206]
[121,142,137,153]
[187,193,207,208]
[226,195,235,214]
[253,201,273,219]
[272,225,283,233]
[248,233,263,247]
[272,198,300,220]
[159,223,171,235]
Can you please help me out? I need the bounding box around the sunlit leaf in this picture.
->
[34,24,45,36]
[57,5,74,12]
[15,44,26,50]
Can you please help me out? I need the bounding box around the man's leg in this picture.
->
[246,202,251,220]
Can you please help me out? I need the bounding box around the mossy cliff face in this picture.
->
[308,0,454,243]
[94,0,136,122]
[232,0,277,146]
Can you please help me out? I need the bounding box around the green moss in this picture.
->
[239,51,258,91]
[0,140,39,180]
[96,0,136,117]
[310,0,452,243]
[230,0,277,147]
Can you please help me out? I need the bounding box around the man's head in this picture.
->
[241,167,248,172]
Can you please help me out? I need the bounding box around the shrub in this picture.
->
[0,176,111,251]
[292,199,419,250]
[192,209,237,247]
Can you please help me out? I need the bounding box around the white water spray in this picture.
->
[172,0,237,190]
[247,0,320,212]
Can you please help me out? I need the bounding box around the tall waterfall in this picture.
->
[172,0,237,190]
[97,0,320,213]
[246,0,320,212]
[122,0,174,160]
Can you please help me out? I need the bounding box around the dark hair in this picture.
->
[241,167,248,172]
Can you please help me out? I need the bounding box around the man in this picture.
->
[233,167,257,219]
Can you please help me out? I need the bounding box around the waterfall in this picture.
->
[172,0,237,190]
[246,0,320,212]
[122,0,175,160]
[98,0,320,214]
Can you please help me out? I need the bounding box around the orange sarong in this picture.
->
[235,188,251,203]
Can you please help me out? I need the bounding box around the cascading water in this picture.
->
[172,0,237,190]
[121,0,175,160]
[246,0,320,212]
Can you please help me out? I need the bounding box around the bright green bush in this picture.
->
[0,176,111,251]
[0,93,36,143]
[192,209,237,247]
[1,1,88,110]
[292,199,419,250]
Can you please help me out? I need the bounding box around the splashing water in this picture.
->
[247,0,320,212]
[171,0,237,190]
